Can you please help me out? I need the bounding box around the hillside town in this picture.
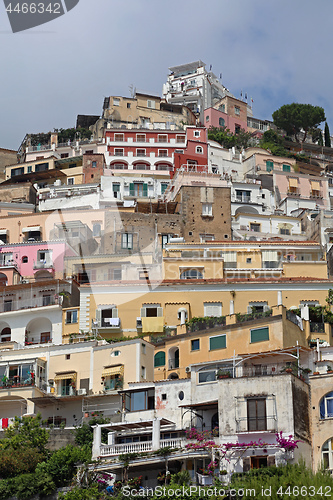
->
[1,60,333,494]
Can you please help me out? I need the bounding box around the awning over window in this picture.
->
[102,365,124,378]
[0,230,8,235]
[54,371,77,382]
[22,226,41,233]
[310,180,320,190]
[288,178,298,188]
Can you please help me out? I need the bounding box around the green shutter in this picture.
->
[209,335,226,350]
[283,164,291,172]
[154,351,165,367]
[142,183,148,197]
[251,327,269,343]
[266,161,273,172]
[129,183,134,196]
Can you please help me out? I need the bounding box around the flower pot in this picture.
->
[285,368,292,373]
[313,372,319,375]
[197,473,213,486]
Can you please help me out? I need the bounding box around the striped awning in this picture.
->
[102,365,124,378]
[54,371,77,382]
[22,226,41,233]
[310,180,320,190]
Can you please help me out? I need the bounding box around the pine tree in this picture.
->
[325,122,331,147]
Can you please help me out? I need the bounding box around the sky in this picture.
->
[1,0,333,150]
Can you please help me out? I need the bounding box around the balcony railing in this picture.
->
[169,358,180,370]
[236,309,272,323]
[235,196,251,203]
[310,322,325,333]
[0,377,46,390]
[186,316,226,333]
[0,295,59,313]
[33,261,54,270]
[235,416,277,433]
[99,437,184,457]
[0,259,17,268]
[104,378,123,391]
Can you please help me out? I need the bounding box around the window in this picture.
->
[121,233,133,250]
[97,307,119,328]
[180,269,203,279]
[108,268,122,280]
[209,334,226,350]
[250,327,269,343]
[113,98,120,106]
[22,256,28,263]
[247,398,267,431]
[35,162,49,172]
[66,354,71,360]
[147,100,155,109]
[114,148,124,156]
[161,183,168,194]
[162,393,167,400]
[158,150,168,157]
[234,106,240,116]
[67,178,74,185]
[196,146,203,154]
[113,183,120,198]
[127,103,131,109]
[194,131,200,137]
[320,392,333,419]
[114,133,124,141]
[129,182,148,197]
[136,134,146,142]
[176,135,186,143]
[113,163,128,169]
[61,153,69,158]
[158,135,167,143]
[283,164,291,172]
[266,160,274,172]
[198,370,216,383]
[279,228,290,235]
[250,223,260,232]
[93,223,101,237]
[202,203,213,216]
[246,258,252,264]
[219,117,225,127]
[113,350,120,356]
[322,438,333,469]
[136,149,146,157]
[206,115,209,122]
[154,351,165,367]
[141,366,146,379]
[125,389,155,411]
[141,304,163,317]
[204,302,222,317]
[27,166,32,173]
[66,310,78,324]
[236,189,251,203]
[191,339,200,351]
[11,167,24,177]
[92,161,97,168]
[139,269,149,281]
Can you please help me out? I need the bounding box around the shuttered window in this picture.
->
[250,327,269,343]
[209,334,226,351]
[204,302,222,317]
[154,351,166,367]
[247,399,267,431]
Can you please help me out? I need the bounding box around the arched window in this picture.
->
[322,438,333,469]
[180,269,203,280]
[320,392,333,419]
[219,117,225,127]
[154,351,166,367]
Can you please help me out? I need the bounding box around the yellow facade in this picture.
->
[153,306,312,380]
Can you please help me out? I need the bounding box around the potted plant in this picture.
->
[216,369,231,379]
[327,366,333,374]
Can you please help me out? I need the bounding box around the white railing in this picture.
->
[160,438,183,448]
[100,440,153,456]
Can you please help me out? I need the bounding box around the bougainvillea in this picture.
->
[275,431,301,451]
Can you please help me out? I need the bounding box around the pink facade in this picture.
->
[204,108,248,133]
[273,171,330,211]
[0,241,77,280]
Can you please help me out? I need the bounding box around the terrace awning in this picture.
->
[102,365,124,377]
[54,371,76,382]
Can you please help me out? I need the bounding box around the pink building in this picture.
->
[0,241,77,282]
[204,107,247,133]
[273,171,330,215]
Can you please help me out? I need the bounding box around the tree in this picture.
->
[2,414,49,455]
[260,129,289,157]
[325,122,331,148]
[272,103,325,143]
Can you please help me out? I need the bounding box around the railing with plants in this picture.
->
[236,309,272,323]
[186,316,226,333]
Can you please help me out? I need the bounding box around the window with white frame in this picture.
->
[136,149,146,157]
[158,150,168,157]
[96,306,119,328]
[113,98,120,106]
[136,134,146,142]
[196,146,203,154]
[158,134,168,143]
[147,100,155,109]
[234,106,240,116]
[114,148,124,156]
[121,233,133,249]
[204,302,222,317]
[194,130,200,137]
[202,203,213,216]
[67,178,74,185]
[66,310,78,324]
[114,133,124,142]
[322,438,333,470]
[320,392,333,419]
[248,302,269,313]
[176,135,186,143]
[180,268,203,279]
[140,304,163,318]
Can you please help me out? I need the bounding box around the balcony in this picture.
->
[0,259,17,269]
[33,260,54,270]
[0,295,59,314]
[142,316,164,333]
[169,358,179,370]
[235,195,251,203]
[310,322,325,333]
[100,437,184,457]
[235,416,277,433]
[104,378,123,391]
[186,316,226,333]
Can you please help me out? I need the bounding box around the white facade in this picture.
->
[233,213,303,241]
[231,180,274,216]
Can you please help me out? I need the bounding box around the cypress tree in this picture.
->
[325,122,331,147]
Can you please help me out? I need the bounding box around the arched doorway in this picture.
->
[0,321,11,342]
[25,317,52,345]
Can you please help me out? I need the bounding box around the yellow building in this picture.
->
[4,156,83,184]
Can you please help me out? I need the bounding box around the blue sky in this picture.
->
[1,0,332,149]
